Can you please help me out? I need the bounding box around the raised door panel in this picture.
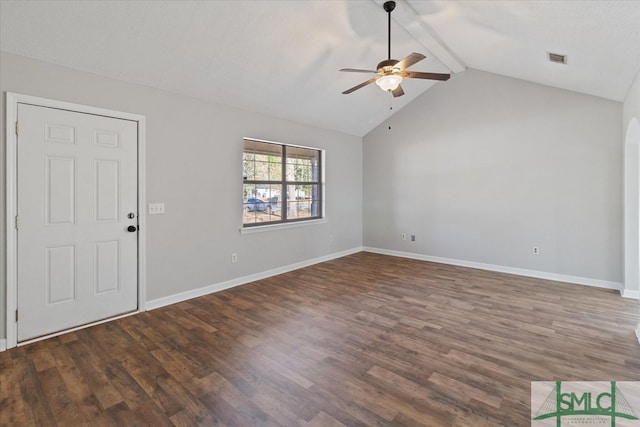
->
[45,156,76,225]
[95,241,119,294]
[94,160,119,222]
[45,245,76,304]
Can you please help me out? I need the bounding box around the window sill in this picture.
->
[240,218,328,234]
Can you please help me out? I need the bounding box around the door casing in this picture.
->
[5,92,147,349]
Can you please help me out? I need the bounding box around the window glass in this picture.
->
[243,139,322,227]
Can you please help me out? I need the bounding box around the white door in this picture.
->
[17,103,138,342]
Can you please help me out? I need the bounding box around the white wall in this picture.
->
[0,52,363,341]
[363,69,623,285]
[623,70,640,297]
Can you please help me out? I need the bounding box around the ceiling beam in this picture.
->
[374,0,466,73]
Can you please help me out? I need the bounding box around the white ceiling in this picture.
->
[1,1,639,137]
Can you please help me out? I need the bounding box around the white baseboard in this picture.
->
[363,247,622,291]
[621,289,640,299]
[636,327,640,344]
[146,247,364,310]
[0,339,6,352]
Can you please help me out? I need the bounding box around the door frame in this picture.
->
[5,92,147,349]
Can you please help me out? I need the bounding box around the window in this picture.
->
[243,138,323,227]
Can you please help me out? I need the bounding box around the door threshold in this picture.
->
[17,310,140,347]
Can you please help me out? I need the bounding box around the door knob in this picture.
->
[127,225,137,232]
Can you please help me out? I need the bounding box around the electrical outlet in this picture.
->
[402,233,407,240]
[411,235,416,242]
[231,253,238,263]
[532,246,539,255]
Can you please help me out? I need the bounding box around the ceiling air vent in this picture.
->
[548,52,567,64]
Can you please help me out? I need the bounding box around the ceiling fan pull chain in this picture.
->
[388,95,393,130]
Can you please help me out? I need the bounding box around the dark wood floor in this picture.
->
[1,252,639,426]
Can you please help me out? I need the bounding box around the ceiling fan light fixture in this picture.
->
[376,74,403,92]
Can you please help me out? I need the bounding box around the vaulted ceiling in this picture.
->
[1,0,639,137]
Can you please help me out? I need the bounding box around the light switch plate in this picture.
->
[148,203,165,215]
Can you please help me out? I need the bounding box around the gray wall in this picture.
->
[363,69,623,283]
[623,70,640,295]
[0,52,363,340]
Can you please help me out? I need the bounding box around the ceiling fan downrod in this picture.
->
[383,1,396,61]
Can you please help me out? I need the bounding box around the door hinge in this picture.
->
[15,310,18,322]
[15,121,18,136]
[15,215,19,230]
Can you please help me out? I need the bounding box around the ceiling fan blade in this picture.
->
[339,68,377,73]
[342,78,377,94]
[394,52,426,70]
[403,71,451,81]
[391,85,404,97]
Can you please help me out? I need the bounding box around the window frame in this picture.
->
[242,137,324,230]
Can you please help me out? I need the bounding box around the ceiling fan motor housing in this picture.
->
[377,59,400,72]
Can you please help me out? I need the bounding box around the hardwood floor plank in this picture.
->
[0,349,29,426]
[157,375,224,425]
[103,361,153,411]
[306,411,347,427]
[248,390,307,426]
[15,354,56,426]
[29,347,57,373]
[65,339,125,411]
[251,353,315,390]
[198,390,270,427]
[50,340,107,421]
[130,400,176,427]
[37,367,85,426]
[169,408,227,427]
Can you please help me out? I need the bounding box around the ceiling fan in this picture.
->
[340,0,450,97]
